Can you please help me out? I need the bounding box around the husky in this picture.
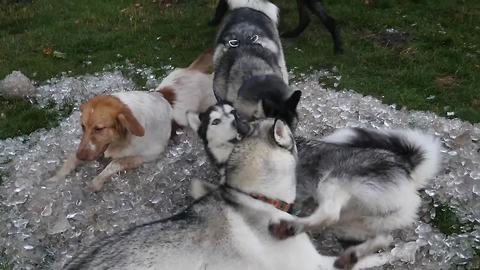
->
[62,118,349,270]
[269,128,442,268]
[186,102,251,178]
[192,107,441,269]
[209,0,343,54]
[213,0,302,129]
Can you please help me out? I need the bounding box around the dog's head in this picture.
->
[226,118,297,202]
[187,102,251,165]
[77,95,145,161]
[237,75,302,130]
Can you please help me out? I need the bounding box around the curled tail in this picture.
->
[322,127,442,189]
[227,0,279,24]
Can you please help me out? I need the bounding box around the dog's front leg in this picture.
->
[47,155,82,182]
[88,156,144,192]
[270,181,350,239]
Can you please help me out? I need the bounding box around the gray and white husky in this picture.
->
[63,118,349,270]
[213,0,302,129]
[194,109,442,269]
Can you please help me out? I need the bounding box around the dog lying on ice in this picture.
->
[48,50,216,191]
[213,0,302,129]
[190,107,442,269]
[269,128,442,268]
[63,118,363,270]
[209,0,343,54]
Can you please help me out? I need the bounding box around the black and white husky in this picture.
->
[194,108,442,269]
[187,102,251,178]
[213,0,302,129]
[63,118,356,270]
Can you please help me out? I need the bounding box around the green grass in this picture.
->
[0,0,479,138]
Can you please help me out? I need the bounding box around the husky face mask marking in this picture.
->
[187,102,251,167]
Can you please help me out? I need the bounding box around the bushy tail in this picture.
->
[322,127,442,189]
[188,48,214,74]
[227,0,279,24]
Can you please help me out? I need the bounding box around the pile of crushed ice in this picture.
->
[0,68,479,269]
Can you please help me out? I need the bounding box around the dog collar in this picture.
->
[225,184,292,213]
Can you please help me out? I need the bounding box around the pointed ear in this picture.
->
[186,111,201,132]
[286,90,302,110]
[272,119,293,149]
[118,110,145,137]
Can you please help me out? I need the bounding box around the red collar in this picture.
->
[249,193,292,213]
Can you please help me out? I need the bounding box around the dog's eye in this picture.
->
[211,119,221,125]
[81,124,85,131]
[94,127,105,133]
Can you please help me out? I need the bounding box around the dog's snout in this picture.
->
[76,148,89,161]
[236,119,251,136]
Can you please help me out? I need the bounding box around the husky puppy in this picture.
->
[269,128,442,268]
[186,102,250,177]
[63,119,344,270]
[213,0,302,129]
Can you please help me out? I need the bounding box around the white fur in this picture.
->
[156,68,216,127]
[387,129,442,189]
[227,0,279,24]
[106,91,172,161]
[320,128,357,144]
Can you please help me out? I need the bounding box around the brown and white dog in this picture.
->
[156,48,216,132]
[48,50,216,192]
[48,91,172,191]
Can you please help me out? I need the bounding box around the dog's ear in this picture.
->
[80,103,86,112]
[272,119,293,149]
[285,90,302,111]
[186,111,201,132]
[190,178,218,199]
[118,110,145,137]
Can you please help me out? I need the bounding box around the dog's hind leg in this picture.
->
[281,0,311,38]
[334,234,393,269]
[88,156,144,192]
[209,0,228,26]
[269,180,350,239]
[305,0,344,54]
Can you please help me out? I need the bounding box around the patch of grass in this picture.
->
[0,97,59,139]
[0,0,479,139]
[431,203,479,236]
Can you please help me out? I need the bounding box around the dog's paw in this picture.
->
[334,248,358,269]
[87,180,104,193]
[268,220,300,240]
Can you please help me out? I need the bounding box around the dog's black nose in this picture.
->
[236,119,251,136]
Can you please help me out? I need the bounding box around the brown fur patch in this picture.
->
[158,86,177,106]
[188,48,214,74]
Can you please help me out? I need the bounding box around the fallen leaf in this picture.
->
[42,47,54,56]
[435,75,461,88]
[53,51,66,59]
